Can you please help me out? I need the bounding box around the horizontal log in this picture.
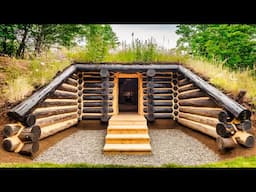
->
[233,131,255,148]
[82,115,101,120]
[71,73,78,79]
[83,108,113,113]
[178,112,219,127]
[143,101,173,106]
[7,65,76,122]
[179,65,251,120]
[83,95,113,100]
[154,78,173,82]
[143,95,173,100]
[178,78,190,86]
[3,124,23,137]
[2,136,22,152]
[36,112,77,127]
[178,89,207,99]
[84,77,114,81]
[40,118,78,139]
[33,106,77,118]
[153,113,174,119]
[38,99,77,107]
[143,83,172,88]
[179,106,223,118]
[143,89,173,94]
[178,84,197,93]
[83,102,113,107]
[144,107,173,113]
[84,82,114,88]
[178,118,218,138]
[179,97,218,107]
[65,77,78,87]
[216,137,237,151]
[19,142,39,156]
[57,83,77,93]
[83,89,113,94]
[49,90,77,99]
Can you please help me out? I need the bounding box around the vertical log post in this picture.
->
[147,69,155,122]
[101,69,109,123]
[77,72,83,121]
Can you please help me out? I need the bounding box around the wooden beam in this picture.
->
[179,97,218,107]
[146,71,155,122]
[76,63,179,72]
[179,106,223,118]
[178,78,190,86]
[178,117,218,138]
[179,65,251,120]
[143,101,173,106]
[101,70,109,122]
[178,89,207,99]
[57,83,77,93]
[178,112,219,126]
[33,106,77,118]
[38,99,77,107]
[152,113,174,119]
[36,112,77,127]
[40,118,78,139]
[178,84,197,93]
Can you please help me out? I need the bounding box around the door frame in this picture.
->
[113,72,143,115]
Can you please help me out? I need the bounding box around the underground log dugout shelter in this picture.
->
[2,63,254,156]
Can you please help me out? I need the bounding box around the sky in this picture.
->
[110,24,180,49]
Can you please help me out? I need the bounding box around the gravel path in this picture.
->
[34,129,220,166]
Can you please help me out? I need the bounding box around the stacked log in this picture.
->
[2,124,41,155]
[32,73,79,139]
[143,71,174,121]
[176,72,254,150]
[81,70,114,121]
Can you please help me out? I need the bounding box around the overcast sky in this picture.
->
[111,24,179,49]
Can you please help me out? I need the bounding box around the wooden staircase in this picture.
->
[103,113,152,154]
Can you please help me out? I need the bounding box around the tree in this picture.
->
[85,24,119,62]
[176,24,256,69]
[0,24,17,56]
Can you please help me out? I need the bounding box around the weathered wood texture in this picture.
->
[178,65,251,120]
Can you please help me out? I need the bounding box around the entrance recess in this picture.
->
[119,78,138,112]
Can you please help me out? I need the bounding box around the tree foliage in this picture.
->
[0,24,119,60]
[176,24,256,69]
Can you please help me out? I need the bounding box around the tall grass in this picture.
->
[183,58,256,107]
[2,49,71,102]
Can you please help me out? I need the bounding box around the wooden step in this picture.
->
[105,134,150,144]
[103,144,152,154]
[109,121,146,125]
[107,125,148,134]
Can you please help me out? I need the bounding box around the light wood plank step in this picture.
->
[103,144,152,152]
[105,134,150,144]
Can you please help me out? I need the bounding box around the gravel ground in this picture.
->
[34,129,220,166]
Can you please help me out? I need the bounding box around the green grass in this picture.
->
[1,156,256,168]
[183,58,256,107]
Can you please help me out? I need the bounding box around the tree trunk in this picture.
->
[16,25,29,58]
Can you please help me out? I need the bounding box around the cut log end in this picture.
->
[3,124,22,137]
[236,135,255,148]
[24,114,36,127]
[2,139,13,152]
[216,137,236,151]
[19,142,40,156]
[216,123,234,138]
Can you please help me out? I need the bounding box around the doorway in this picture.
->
[118,78,138,112]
